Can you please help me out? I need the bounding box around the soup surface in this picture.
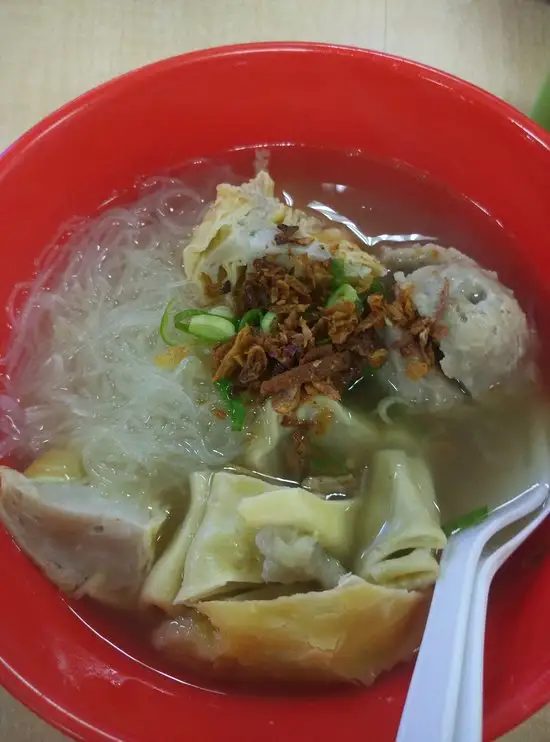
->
[0,146,546,686]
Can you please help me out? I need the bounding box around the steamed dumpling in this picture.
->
[174,471,273,603]
[176,471,357,603]
[183,171,385,296]
[153,575,430,684]
[364,548,441,592]
[245,400,291,474]
[183,171,284,288]
[297,396,379,455]
[0,465,167,608]
[238,486,356,561]
[140,471,210,612]
[395,253,530,397]
[354,450,446,590]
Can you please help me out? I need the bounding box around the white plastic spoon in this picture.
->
[396,480,549,742]
[452,502,549,742]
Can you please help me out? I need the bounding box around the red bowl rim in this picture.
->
[1,41,550,742]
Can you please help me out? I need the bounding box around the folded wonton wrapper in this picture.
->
[174,471,271,603]
[140,471,210,612]
[0,464,167,608]
[354,450,446,591]
[244,399,292,474]
[154,575,430,684]
[297,396,379,455]
[183,172,385,297]
[175,470,357,604]
[238,488,355,562]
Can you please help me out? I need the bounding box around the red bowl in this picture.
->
[1,42,550,742]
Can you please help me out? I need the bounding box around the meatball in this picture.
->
[395,254,531,398]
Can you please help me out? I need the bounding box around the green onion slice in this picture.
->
[209,305,236,321]
[238,308,264,330]
[368,277,386,296]
[326,283,359,308]
[215,378,246,432]
[260,311,277,333]
[443,506,490,537]
[331,258,346,288]
[160,302,200,346]
[186,315,236,343]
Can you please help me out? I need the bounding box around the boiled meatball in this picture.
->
[395,254,531,398]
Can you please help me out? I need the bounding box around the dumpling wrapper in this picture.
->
[238,488,356,561]
[175,471,281,604]
[154,574,430,684]
[183,171,385,297]
[183,171,284,288]
[354,451,446,589]
[140,471,210,612]
[0,466,167,608]
[297,396,379,456]
[244,399,291,474]
[176,470,359,604]
[366,548,441,592]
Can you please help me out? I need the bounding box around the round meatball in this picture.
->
[395,254,531,398]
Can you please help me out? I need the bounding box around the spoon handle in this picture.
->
[396,528,486,742]
[452,506,549,742]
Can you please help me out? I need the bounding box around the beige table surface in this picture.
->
[0,0,549,739]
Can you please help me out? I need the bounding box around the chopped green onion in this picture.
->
[160,302,200,346]
[238,308,264,330]
[209,305,236,321]
[368,277,386,296]
[443,506,489,537]
[326,283,359,308]
[159,300,179,346]
[230,398,246,431]
[331,258,346,288]
[260,311,277,333]
[216,378,232,401]
[215,378,246,432]
[317,338,332,346]
[186,315,236,343]
[173,309,208,332]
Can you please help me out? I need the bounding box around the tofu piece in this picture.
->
[0,466,167,608]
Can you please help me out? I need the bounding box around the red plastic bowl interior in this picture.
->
[1,43,550,742]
